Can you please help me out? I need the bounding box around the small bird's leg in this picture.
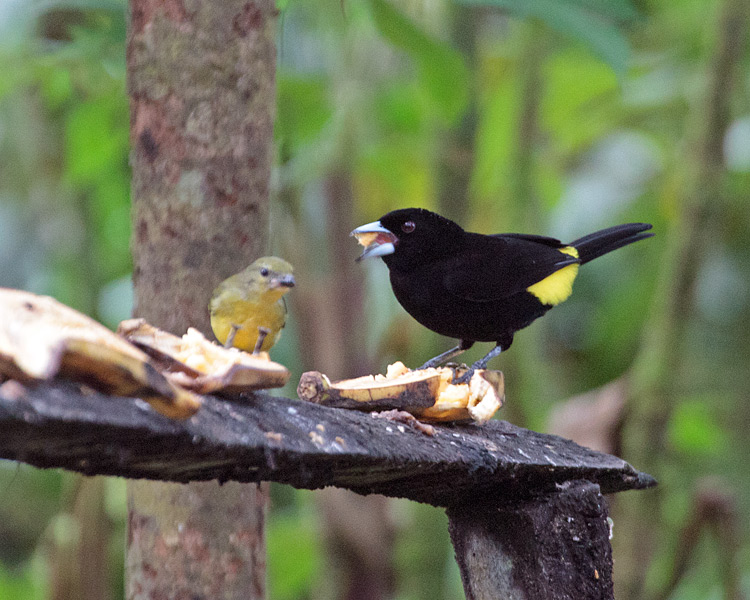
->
[253,327,271,354]
[453,344,504,384]
[224,324,241,348]
[418,340,474,370]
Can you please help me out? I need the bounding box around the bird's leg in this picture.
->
[418,346,463,370]
[253,327,271,354]
[417,340,474,370]
[471,344,504,371]
[452,344,504,385]
[224,324,241,348]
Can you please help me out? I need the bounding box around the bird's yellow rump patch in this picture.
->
[526,246,580,306]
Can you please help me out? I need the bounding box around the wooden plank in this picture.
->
[0,379,654,507]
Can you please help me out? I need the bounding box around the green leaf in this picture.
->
[456,0,632,76]
[92,173,132,278]
[374,83,426,135]
[42,67,74,109]
[367,0,469,123]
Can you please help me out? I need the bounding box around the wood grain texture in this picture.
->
[0,379,654,508]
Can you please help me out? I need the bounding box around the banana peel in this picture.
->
[118,319,290,395]
[297,362,504,424]
[0,288,201,419]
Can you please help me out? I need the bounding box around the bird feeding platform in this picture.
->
[0,378,654,599]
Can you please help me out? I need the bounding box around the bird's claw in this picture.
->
[443,362,470,383]
[451,368,474,385]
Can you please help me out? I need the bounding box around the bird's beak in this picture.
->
[271,273,296,289]
[351,221,397,262]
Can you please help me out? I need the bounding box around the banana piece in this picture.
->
[298,367,442,411]
[119,319,290,395]
[297,362,504,423]
[352,231,380,248]
[418,369,504,423]
[0,288,201,419]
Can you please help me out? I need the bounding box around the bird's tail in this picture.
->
[572,223,653,265]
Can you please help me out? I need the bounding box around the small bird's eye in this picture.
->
[401,221,416,234]
[260,267,269,277]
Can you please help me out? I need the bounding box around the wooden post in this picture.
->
[126,0,277,597]
[448,481,614,599]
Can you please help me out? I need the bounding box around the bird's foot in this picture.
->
[451,368,474,385]
[444,362,469,381]
[451,345,505,384]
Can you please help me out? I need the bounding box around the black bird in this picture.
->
[352,208,653,381]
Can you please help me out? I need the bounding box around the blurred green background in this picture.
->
[1,0,749,598]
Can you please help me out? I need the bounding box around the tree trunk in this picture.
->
[126,0,277,598]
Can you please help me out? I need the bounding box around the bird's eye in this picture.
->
[401,221,416,234]
[260,267,269,277]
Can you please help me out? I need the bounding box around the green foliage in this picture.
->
[541,50,619,152]
[457,0,637,75]
[367,0,470,123]
[0,0,130,319]
[470,56,517,208]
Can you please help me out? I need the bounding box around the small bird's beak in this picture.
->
[351,221,397,262]
[271,273,296,289]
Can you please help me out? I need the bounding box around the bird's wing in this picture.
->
[490,232,563,246]
[442,235,579,302]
